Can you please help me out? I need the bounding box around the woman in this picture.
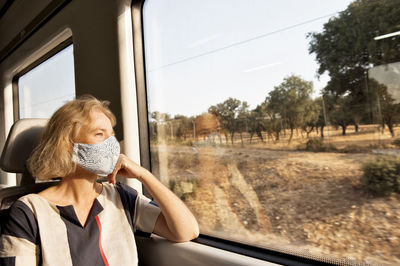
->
[0,95,199,265]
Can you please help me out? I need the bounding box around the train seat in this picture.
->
[0,119,58,229]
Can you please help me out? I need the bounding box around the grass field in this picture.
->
[150,125,400,265]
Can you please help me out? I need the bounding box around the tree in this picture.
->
[173,114,193,141]
[150,111,171,141]
[314,97,328,138]
[309,0,400,76]
[237,101,250,145]
[266,75,314,143]
[151,111,171,122]
[368,79,400,137]
[301,99,321,138]
[308,0,400,127]
[208,97,242,144]
[329,95,354,136]
[248,103,268,143]
[265,87,284,142]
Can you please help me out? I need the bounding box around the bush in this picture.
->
[326,143,337,151]
[169,178,197,200]
[303,138,337,152]
[168,152,198,169]
[362,156,400,196]
[306,138,324,151]
[392,138,400,148]
[342,144,370,153]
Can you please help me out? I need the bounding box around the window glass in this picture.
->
[143,1,400,264]
[18,45,75,118]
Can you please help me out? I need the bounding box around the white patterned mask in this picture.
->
[72,136,120,176]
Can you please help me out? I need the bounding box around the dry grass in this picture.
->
[150,125,400,265]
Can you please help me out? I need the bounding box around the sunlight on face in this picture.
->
[74,110,114,144]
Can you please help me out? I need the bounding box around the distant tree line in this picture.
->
[150,0,400,144]
[150,73,399,145]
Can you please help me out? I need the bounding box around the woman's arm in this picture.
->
[1,200,40,265]
[108,154,199,242]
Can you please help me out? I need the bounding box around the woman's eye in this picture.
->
[96,132,103,136]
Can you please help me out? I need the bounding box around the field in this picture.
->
[150,125,400,265]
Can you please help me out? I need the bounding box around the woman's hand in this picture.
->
[107,154,148,184]
[107,153,199,242]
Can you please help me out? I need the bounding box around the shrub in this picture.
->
[304,138,337,152]
[369,143,387,149]
[326,143,338,151]
[168,152,198,169]
[342,144,370,153]
[169,178,197,200]
[392,138,400,148]
[296,143,306,150]
[362,156,400,196]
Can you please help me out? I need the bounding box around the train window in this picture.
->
[18,44,75,118]
[142,0,400,264]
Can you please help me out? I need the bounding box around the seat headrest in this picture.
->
[0,119,48,173]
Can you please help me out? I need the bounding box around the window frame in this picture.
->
[132,1,355,265]
[12,38,73,121]
[132,0,152,172]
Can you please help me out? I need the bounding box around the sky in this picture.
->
[143,0,354,117]
[18,45,75,118]
[17,0,355,119]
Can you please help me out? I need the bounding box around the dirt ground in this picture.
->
[151,143,400,265]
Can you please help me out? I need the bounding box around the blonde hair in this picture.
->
[27,95,116,180]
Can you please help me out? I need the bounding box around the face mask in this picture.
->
[72,136,120,177]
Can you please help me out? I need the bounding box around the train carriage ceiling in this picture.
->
[0,0,13,19]
[0,0,69,63]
